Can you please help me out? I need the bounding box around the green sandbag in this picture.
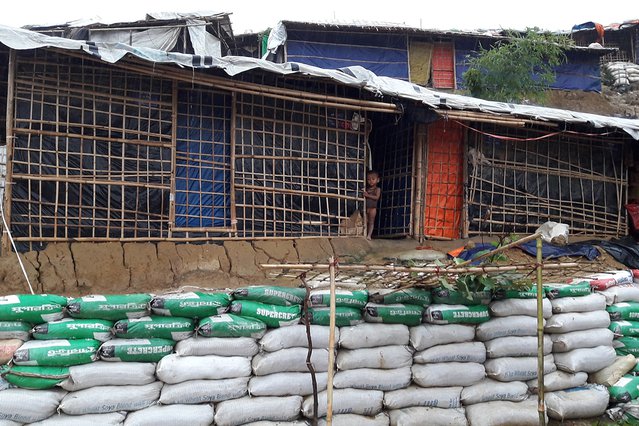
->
[32,319,113,342]
[305,307,363,327]
[150,291,231,318]
[424,304,491,324]
[67,294,151,320]
[431,288,492,306]
[232,286,306,306]
[12,339,99,366]
[543,281,591,299]
[368,288,432,307]
[609,375,639,403]
[229,300,301,328]
[98,338,174,362]
[0,321,32,340]
[113,316,194,341]
[492,287,538,299]
[608,303,639,321]
[610,321,639,337]
[0,294,68,323]
[197,313,267,338]
[4,365,69,390]
[309,289,368,309]
[363,303,424,326]
[614,336,639,356]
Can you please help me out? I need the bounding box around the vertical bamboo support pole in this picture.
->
[230,91,238,236]
[168,81,178,238]
[326,256,337,425]
[536,236,546,426]
[2,50,16,254]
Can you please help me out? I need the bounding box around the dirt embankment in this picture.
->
[546,86,639,118]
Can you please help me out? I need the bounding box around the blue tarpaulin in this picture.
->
[518,241,600,260]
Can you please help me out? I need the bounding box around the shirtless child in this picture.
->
[362,170,381,240]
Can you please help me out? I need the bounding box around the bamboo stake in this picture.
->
[301,274,319,426]
[454,232,542,268]
[2,50,16,254]
[326,257,337,426]
[536,237,546,425]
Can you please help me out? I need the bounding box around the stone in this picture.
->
[38,243,77,295]
[71,242,130,293]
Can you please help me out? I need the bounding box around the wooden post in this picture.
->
[536,236,546,426]
[326,256,337,425]
[2,50,16,255]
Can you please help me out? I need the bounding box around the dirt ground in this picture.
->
[545,85,639,118]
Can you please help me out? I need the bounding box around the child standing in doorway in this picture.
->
[363,170,381,240]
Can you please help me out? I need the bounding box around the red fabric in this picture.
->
[432,43,455,89]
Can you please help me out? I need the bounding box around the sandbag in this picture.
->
[553,345,616,373]
[411,362,485,387]
[609,375,639,403]
[215,396,303,426]
[545,384,609,420]
[243,422,309,426]
[156,353,251,383]
[368,288,431,307]
[589,354,637,386]
[0,388,67,423]
[461,378,528,405]
[30,412,126,425]
[363,304,423,326]
[409,324,475,350]
[309,289,368,309]
[0,294,67,324]
[197,314,266,338]
[492,287,537,300]
[550,293,606,314]
[544,310,610,333]
[232,286,306,306]
[67,294,151,320]
[424,304,490,324]
[336,345,413,370]
[318,413,389,426]
[306,307,363,327]
[614,336,639,356]
[260,325,337,351]
[61,361,156,391]
[475,316,540,341]
[302,388,383,418]
[0,339,23,364]
[252,347,329,375]
[551,328,614,352]
[13,339,99,366]
[4,365,69,389]
[488,298,552,318]
[123,404,214,426]
[464,397,545,426]
[383,385,462,409]
[527,371,588,393]
[388,407,467,426]
[485,335,552,358]
[413,341,486,364]
[32,319,113,342]
[59,382,162,415]
[339,323,409,348]
[599,285,639,305]
[610,320,639,337]
[573,270,633,290]
[113,316,194,340]
[160,377,248,404]
[0,321,31,341]
[175,336,259,357]
[150,291,230,317]
[431,287,491,305]
[98,338,174,362]
[333,367,411,391]
[230,301,301,328]
[248,372,327,396]
[608,301,639,321]
[543,281,591,299]
[484,355,556,382]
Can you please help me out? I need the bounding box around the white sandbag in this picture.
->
[550,293,606,313]
[249,372,328,396]
[60,361,156,391]
[383,385,462,409]
[461,378,529,405]
[156,354,251,384]
[599,285,639,305]
[388,407,467,426]
[413,342,486,364]
[215,396,302,426]
[30,412,126,425]
[489,298,552,318]
[333,367,411,391]
[544,310,610,333]
[252,347,329,376]
[175,336,259,357]
[485,335,552,358]
[160,377,249,404]
[589,354,637,386]
[411,362,485,387]
[339,324,409,348]
[302,388,383,418]
[260,325,337,351]
[59,382,162,415]
[0,388,66,423]
[409,324,475,350]
[464,397,545,426]
[553,345,616,373]
[527,371,588,393]
[336,345,413,370]
[124,404,214,426]
[550,328,614,352]
[0,421,22,426]
[318,413,389,426]
[243,422,309,426]
[475,316,541,341]
[484,355,556,382]
[545,384,609,420]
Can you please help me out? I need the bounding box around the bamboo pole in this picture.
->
[325,257,338,425]
[230,91,238,235]
[536,237,546,426]
[301,274,319,426]
[2,49,16,254]
[454,232,542,268]
[168,80,178,238]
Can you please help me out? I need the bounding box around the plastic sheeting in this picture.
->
[518,241,600,260]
